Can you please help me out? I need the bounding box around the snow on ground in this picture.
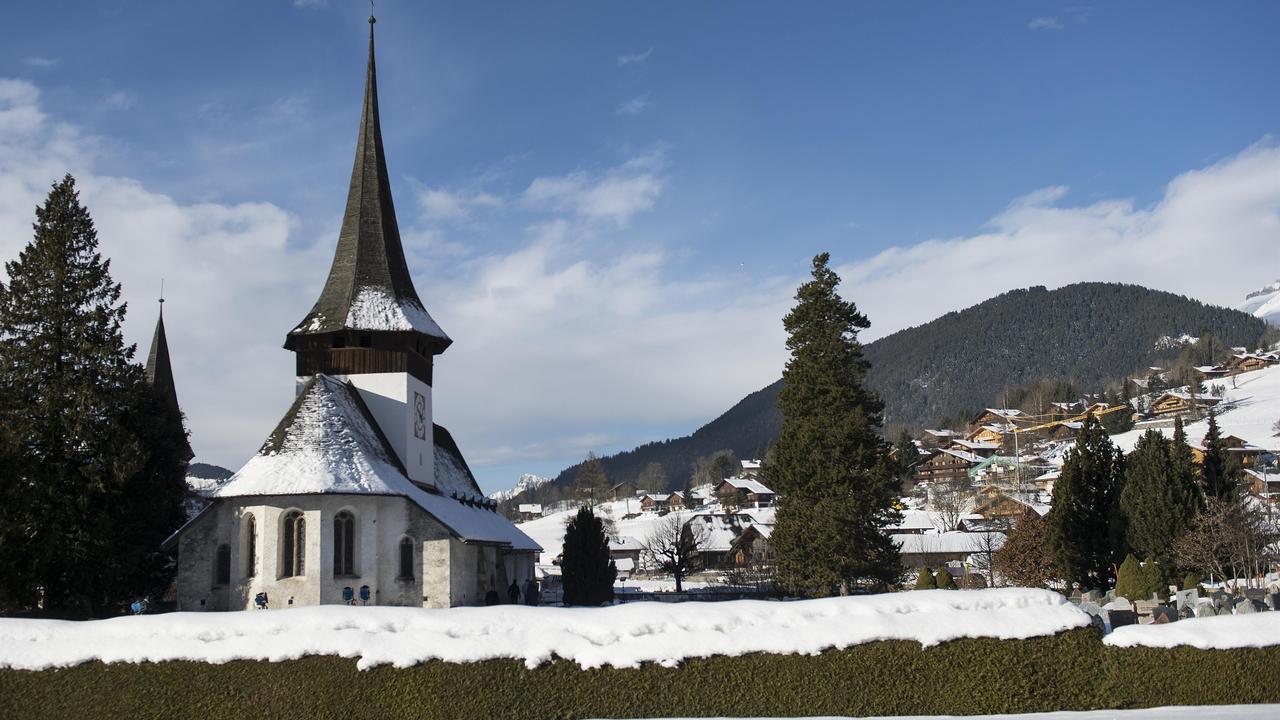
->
[1103,612,1280,650]
[1112,364,1280,454]
[645,706,1280,720]
[0,588,1087,672]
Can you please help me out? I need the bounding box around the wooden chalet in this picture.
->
[912,448,983,485]
[1222,353,1279,375]
[739,459,762,479]
[966,425,1008,445]
[715,477,776,508]
[950,439,1000,458]
[969,408,1023,431]
[611,480,639,501]
[516,503,543,521]
[1151,391,1222,416]
[1242,469,1280,499]
[726,524,773,567]
[639,492,684,513]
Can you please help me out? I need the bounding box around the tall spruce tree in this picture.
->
[1046,416,1126,590]
[1170,417,1204,513]
[762,253,901,596]
[0,175,188,614]
[1120,430,1197,573]
[1200,411,1235,500]
[560,506,617,605]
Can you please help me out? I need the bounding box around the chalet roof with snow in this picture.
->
[285,19,449,353]
[718,477,775,495]
[214,374,537,551]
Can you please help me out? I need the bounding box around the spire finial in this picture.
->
[369,0,375,24]
[159,278,165,313]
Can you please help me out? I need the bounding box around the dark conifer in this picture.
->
[1046,416,1126,590]
[560,506,617,606]
[763,253,901,596]
[1170,417,1204,513]
[913,568,936,590]
[0,175,188,614]
[1200,411,1235,500]
[1120,430,1195,572]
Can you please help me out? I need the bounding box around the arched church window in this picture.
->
[214,544,231,586]
[334,511,356,576]
[398,536,414,580]
[245,515,257,578]
[282,510,305,577]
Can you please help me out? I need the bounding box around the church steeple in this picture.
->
[146,298,193,461]
[285,14,450,360]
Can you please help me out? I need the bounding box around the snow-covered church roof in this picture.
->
[214,375,538,551]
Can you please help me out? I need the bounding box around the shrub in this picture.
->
[913,568,936,590]
[1182,571,1202,591]
[935,568,956,590]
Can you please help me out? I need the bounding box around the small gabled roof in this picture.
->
[718,477,775,495]
[286,18,449,350]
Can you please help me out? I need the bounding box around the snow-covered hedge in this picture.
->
[0,588,1085,671]
[1104,612,1280,650]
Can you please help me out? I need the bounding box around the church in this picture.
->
[167,16,539,611]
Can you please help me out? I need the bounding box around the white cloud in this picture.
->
[1028,16,1064,30]
[616,94,650,116]
[523,152,664,226]
[617,48,653,67]
[22,57,58,69]
[835,140,1280,343]
[101,90,136,111]
[418,187,501,221]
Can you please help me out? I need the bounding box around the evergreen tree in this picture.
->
[913,568,936,590]
[893,429,921,488]
[576,452,610,506]
[1181,571,1201,591]
[1170,417,1204,513]
[1200,411,1235,500]
[1115,554,1145,602]
[762,254,901,596]
[1141,561,1167,601]
[1120,430,1196,571]
[0,175,188,614]
[1046,416,1126,590]
[560,506,617,605]
[934,567,956,590]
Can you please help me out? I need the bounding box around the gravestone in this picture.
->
[1244,588,1265,602]
[1269,593,1280,612]
[1108,596,1134,611]
[1196,603,1218,618]
[1236,599,1267,614]
[1134,599,1159,617]
[1174,588,1199,612]
[1107,609,1138,629]
[1083,589,1104,605]
[1178,604,1196,620]
[1150,605,1177,624]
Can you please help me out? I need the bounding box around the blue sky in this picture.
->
[2,1,1278,492]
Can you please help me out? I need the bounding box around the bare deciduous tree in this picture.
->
[1172,497,1280,591]
[642,512,710,593]
[929,479,971,532]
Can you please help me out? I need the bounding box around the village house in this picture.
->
[640,492,685,513]
[516,504,543,521]
[1242,469,1280,499]
[715,477,777,509]
[166,19,538,611]
[739,459,762,479]
[920,429,958,449]
[949,439,1000,458]
[892,531,1006,573]
[608,535,644,570]
[726,524,773,568]
[610,481,640,501]
[1221,352,1279,375]
[913,448,983,486]
[969,408,1023,432]
[1151,391,1222,416]
[686,513,755,569]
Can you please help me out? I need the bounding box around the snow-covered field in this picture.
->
[1103,612,1280,650]
[0,588,1087,671]
[1113,364,1280,454]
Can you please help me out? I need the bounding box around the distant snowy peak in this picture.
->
[1240,279,1280,327]
[489,473,551,502]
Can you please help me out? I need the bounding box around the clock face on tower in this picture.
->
[413,392,427,440]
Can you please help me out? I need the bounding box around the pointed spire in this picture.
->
[146,299,193,460]
[286,15,450,353]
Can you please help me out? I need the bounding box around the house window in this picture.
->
[245,515,257,578]
[398,537,414,580]
[282,510,305,577]
[334,511,356,576]
[214,544,231,586]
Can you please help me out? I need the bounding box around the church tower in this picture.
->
[284,16,448,489]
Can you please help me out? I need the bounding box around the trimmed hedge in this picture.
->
[2,628,1278,720]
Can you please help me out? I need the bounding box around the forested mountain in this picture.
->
[542,283,1269,494]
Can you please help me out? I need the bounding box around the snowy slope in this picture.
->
[0,589,1087,671]
[1239,279,1280,327]
[1112,364,1280,454]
